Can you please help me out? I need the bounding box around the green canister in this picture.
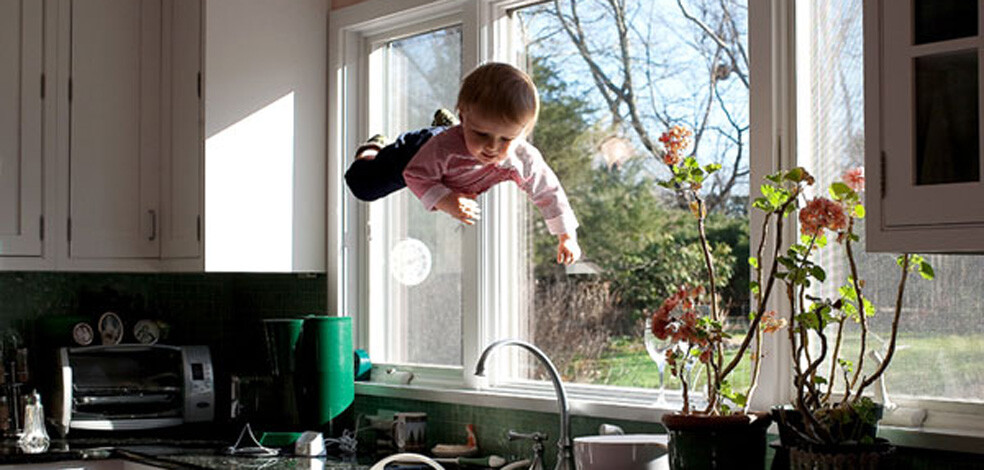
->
[297,316,354,437]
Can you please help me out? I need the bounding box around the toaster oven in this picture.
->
[50,344,214,436]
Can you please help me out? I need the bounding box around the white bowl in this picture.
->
[573,434,669,470]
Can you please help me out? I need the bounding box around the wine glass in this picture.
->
[644,318,670,405]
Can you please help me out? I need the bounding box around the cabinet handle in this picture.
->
[148,210,157,241]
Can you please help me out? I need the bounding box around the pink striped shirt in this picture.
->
[403,125,579,235]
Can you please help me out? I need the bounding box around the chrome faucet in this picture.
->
[474,339,573,470]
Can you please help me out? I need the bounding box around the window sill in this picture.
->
[355,381,675,424]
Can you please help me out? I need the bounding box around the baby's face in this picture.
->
[459,109,530,165]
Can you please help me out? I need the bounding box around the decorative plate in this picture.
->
[98,312,124,345]
[72,322,94,346]
[133,319,161,344]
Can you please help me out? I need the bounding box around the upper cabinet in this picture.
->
[0,0,44,261]
[0,0,326,272]
[62,0,202,270]
[865,0,984,252]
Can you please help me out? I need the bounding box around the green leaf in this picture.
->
[829,182,853,200]
[919,260,935,280]
[766,173,782,184]
[813,376,828,385]
[854,204,866,219]
[863,298,876,317]
[750,281,760,295]
[810,266,826,282]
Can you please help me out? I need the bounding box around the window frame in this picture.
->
[326,0,984,453]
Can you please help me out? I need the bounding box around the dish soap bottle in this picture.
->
[18,390,49,453]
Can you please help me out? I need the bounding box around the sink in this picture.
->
[572,434,668,470]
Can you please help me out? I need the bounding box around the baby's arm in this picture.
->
[515,145,581,265]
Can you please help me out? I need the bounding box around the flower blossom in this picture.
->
[659,125,692,166]
[842,167,865,192]
[799,197,848,237]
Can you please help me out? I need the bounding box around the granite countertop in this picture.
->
[0,438,373,470]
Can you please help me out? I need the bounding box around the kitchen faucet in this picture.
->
[474,339,573,470]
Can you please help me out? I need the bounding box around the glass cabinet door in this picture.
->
[877,0,984,232]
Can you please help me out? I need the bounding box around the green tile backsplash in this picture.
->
[0,271,326,382]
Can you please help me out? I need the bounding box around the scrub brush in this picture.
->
[434,455,507,468]
[431,423,478,457]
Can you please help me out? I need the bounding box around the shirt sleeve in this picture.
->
[516,144,579,236]
[403,133,453,211]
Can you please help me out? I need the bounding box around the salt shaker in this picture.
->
[18,390,49,453]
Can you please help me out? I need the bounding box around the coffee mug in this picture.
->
[392,412,427,452]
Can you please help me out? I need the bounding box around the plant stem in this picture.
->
[844,218,867,404]
[859,254,911,394]
[694,195,722,412]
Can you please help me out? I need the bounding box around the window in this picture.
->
[795,0,984,429]
[330,0,984,440]
[499,1,751,399]
[364,25,464,367]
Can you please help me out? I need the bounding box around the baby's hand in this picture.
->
[435,192,481,225]
[556,233,582,266]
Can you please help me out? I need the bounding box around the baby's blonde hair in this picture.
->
[457,62,539,129]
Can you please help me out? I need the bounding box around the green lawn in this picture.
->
[567,332,984,401]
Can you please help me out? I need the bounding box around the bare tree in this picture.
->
[545,0,749,212]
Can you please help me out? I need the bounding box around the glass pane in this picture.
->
[799,0,984,403]
[369,27,463,366]
[509,0,750,399]
[915,52,980,185]
[914,0,977,45]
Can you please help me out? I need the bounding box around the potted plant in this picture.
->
[756,166,934,468]
[648,126,781,468]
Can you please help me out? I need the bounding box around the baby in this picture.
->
[344,63,581,265]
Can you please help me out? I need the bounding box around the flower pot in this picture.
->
[788,438,894,470]
[661,412,771,469]
[771,404,886,469]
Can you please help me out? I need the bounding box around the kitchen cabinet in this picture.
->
[64,0,202,269]
[864,0,984,252]
[0,0,203,271]
[0,0,44,260]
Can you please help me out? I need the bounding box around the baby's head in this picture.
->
[456,63,539,164]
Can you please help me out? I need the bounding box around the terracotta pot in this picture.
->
[788,439,894,470]
[661,411,772,469]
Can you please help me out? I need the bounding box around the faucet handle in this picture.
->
[507,430,547,443]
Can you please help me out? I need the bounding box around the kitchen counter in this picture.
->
[0,438,373,470]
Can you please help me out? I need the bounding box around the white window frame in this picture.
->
[326,0,984,453]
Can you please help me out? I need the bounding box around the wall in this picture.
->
[204,0,327,271]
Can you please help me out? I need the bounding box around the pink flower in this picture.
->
[659,125,692,167]
[799,197,848,236]
[842,167,865,192]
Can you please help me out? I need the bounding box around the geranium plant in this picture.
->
[649,126,783,415]
[762,166,934,445]
[649,125,933,429]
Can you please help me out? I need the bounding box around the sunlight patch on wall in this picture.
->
[205,92,294,271]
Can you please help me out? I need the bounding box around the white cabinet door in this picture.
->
[865,0,984,252]
[160,0,203,263]
[0,0,44,257]
[69,0,161,259]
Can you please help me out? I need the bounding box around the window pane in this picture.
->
[798,0,984,402]
[914,51,980,185]
[914,0,977,45]
[508,1,750,399]
[368,27,463,366]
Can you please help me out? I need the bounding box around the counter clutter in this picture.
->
[0,438,373,470]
